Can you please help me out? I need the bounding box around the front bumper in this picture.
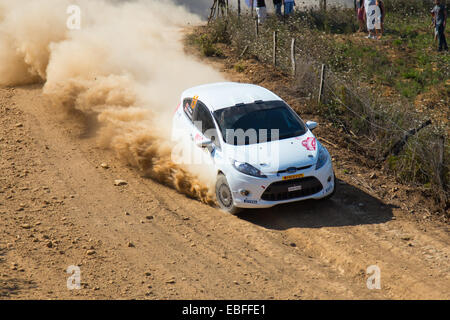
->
[229,159,335,209]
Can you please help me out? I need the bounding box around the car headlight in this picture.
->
[232,160,267,178]
[315,143,329,170]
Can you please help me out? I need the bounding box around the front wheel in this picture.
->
[322,174,337,201]
[215,174,241,215]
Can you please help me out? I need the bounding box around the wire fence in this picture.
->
[232,16,447,142]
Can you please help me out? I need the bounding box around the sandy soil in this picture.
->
[0,61,449,299]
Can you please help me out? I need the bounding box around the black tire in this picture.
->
[322,174,337,201]
[215,174,241,215]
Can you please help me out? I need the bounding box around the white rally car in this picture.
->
[172,82,335,214]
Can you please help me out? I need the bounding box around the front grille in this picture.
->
[276,164,312,174]
[261,176,323,201]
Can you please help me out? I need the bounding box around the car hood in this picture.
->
[222,131,318,174]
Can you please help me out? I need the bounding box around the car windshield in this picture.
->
[213,100,307,145]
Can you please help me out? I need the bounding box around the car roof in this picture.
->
[181,82,283,111]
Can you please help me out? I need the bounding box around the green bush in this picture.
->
[233,62,246,73]
[292,8,357,34]
[210,18,231,44]
[192,34,223,57]
[383,0,435,15]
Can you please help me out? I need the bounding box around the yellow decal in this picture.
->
[282,173,305,181]
[191,95,199,109]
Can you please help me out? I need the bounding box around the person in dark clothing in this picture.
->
[431,0,448,51]
[284,0,295,16]
[256,0,267,24]
[273,0,282,16]
[376,0,385,38]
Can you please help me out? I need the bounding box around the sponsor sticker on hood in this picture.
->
[302,137,316,151]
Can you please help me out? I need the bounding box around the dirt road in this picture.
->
[0,81,449,300]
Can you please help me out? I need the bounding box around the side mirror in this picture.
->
[306,121,318,131]
[195,139,213,148]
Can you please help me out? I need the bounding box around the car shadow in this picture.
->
[237,178,395,230]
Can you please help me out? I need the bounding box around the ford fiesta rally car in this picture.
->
[172,82,335,214]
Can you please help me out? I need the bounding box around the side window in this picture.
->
[183,98,194,121]
[193,102,219,146]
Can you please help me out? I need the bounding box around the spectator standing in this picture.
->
[430,10,438,43]
[284,0,295,16]
[375,0,385,39]
[431,0,448,51]
[365,0,377,39]
[256,0,267,24]
[357,0,365,32]
[273,0,282,16]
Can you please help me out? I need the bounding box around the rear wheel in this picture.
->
[215,174,241,215]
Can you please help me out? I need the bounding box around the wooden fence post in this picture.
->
[318,64,326,104]
[239,45,249,58]
[291,38,296,76]
[437,135,447,205]
[273,31,277,66]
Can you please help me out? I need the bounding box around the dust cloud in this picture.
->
[0,0,226,204]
